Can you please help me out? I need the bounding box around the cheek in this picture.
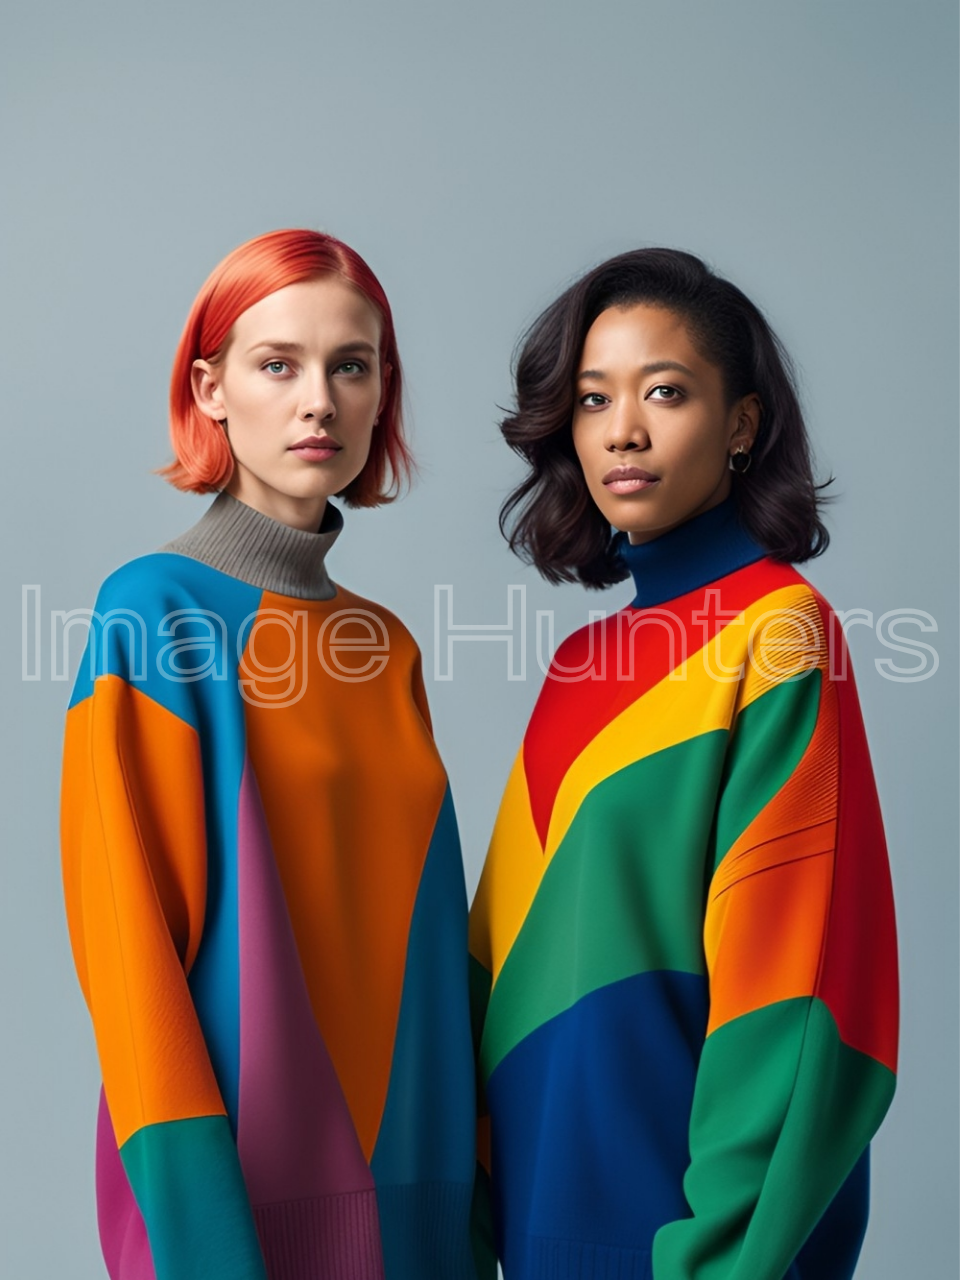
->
[673,420,725,463]
[571,420,592,467]
[339,378,379,415]
[220,374,266,418]
[570,445,601,494]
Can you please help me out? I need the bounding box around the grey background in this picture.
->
[3,1,956,1276]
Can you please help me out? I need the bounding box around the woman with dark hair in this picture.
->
[61,230,486,1280]
[469,249,898,1280]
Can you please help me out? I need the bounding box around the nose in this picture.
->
[299,369,336,423]
[604,399,650,452]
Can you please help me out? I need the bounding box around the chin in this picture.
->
[611,512,662,537]
[616,510,681,544]
[278,476,340,501]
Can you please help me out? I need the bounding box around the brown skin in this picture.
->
[191,277,389,532]
[572,304,761,545]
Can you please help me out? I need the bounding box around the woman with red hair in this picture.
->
[60,230,489,1280]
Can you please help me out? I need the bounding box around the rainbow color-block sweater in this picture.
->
[61,493,484,1280]
[468,497,898,1280]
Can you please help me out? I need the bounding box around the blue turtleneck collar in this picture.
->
[617,496,767,609]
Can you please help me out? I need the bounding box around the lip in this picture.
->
[291,435,340,450]
[289,435,341,462]
[602,465,660,495]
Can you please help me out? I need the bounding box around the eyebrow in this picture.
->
[246,340,379,357]
[577,360,696,381]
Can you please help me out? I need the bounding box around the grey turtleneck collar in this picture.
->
[159,491,343,600]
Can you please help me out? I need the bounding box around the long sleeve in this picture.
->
[652,594,899,1279]
[61,665,268,1280]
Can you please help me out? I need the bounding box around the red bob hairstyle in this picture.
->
[160,228,412,506]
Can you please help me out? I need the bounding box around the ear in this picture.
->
[376,360,393,421]
[191,359,227,422]
[728,392,762,453]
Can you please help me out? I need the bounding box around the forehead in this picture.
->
[580,303,703,368]
[232,276,382,345]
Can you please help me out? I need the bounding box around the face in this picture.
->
[192,275,386,530]
[572,303,760,544]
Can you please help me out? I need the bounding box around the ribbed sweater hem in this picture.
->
[507,1235,652,1280]
[253,1188,382,1280]
[251,1181,476,1280]
[377,1181,477,1279]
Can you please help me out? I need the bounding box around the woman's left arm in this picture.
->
[653,591,899,1280]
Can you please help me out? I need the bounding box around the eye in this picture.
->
[334,360,367,376]
[578,391,609,409]
[647,384,682,402]
[263,360,290,375]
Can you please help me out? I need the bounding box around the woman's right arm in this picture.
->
[61,580,268,1280]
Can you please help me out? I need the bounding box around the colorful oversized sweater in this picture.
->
[468,497,898,1280]
[61,492,483,1280]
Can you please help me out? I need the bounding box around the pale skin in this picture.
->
[572,303,761,544]
[191,276,389,532]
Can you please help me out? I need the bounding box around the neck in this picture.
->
[223,471,329,533]
[617,496,767,608]
[159,491,344,600]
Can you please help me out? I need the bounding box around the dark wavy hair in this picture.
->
[499,248,833,588]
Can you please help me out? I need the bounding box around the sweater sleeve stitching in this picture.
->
[709,847,832,900]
